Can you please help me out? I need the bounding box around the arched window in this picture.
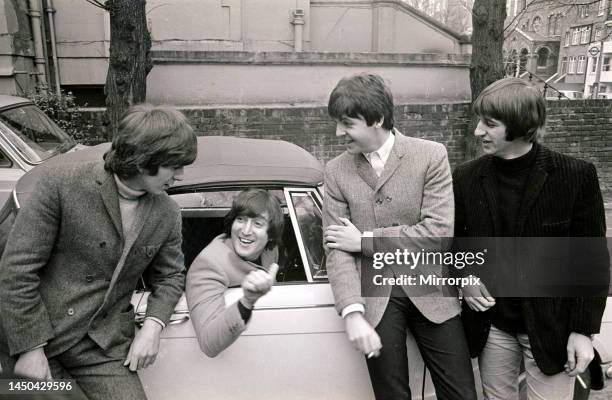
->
[532,16,542,32]
[520,48,529,73]
[537,48,550,67]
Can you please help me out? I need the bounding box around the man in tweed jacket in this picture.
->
[0,105,197,400]
[323,74,477,400]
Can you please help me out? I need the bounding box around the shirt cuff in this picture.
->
[145,316,166,329]
[341,304,365,318]
[362,231,373,238]
[25,342,47,352]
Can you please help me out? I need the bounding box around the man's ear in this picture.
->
[375,117,384,129]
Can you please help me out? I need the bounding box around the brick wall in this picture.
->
[77,99,611,196]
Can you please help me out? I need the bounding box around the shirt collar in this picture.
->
[363,130,395,166]
[114,174,146,200]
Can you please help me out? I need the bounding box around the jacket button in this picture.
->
[67,308,75,316]
[85,275,93,283]
[386,196,392,202]
[99,241,106,248]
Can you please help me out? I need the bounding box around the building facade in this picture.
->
[0,0,472,106]
[504,0,612,98]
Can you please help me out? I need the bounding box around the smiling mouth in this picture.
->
[239,237,254,245]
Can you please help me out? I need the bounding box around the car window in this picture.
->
[171,189,308,284]
[0,105,74,163]
[284,189,327,281]
[0,148,12,168]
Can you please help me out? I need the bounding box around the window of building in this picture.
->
[579,5,589,18]
[603,56,611,71]
[554,14,561,35]
[568,57,577,73]
[520,0,526,12]
[591,56,598,73]
[532,16,542,32]
[547,15,554,36]
[572,28,580,45]
[537,48,549,67]
[595,27,603,40]
[601,85,607,93]
[599,0,607,16]
[580,26,591,44]
[565,31,571,46]
[577,56,586,73]
[561,57,568,73]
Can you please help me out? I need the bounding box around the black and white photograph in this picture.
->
[0,0,610,399]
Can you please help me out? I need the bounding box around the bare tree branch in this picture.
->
[84,0,107,10]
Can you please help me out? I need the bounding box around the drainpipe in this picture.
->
[28,0,47,86]
[44,0,61,95]
[291,9,305,52]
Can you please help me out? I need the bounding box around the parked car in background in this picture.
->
[0,95,83,207]
[0,136,608,399]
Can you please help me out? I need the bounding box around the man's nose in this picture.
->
[242,219,253,234]
[174,167,184,181]
[474,122,485,137]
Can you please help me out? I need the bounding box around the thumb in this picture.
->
[268,263,280,281]
[339,217,353,227]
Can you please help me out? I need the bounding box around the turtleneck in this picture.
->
[490,144,537,335]
[113,175,146,239]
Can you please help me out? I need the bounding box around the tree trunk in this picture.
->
[465,0,506,161]
[104,0,152,138]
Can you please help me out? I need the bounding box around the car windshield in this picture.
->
[0,104,75,164]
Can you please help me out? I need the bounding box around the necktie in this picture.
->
[370,152,384,177]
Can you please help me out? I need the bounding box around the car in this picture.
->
[0,136,608,399]
[0,95,83,207]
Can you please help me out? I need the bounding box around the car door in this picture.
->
[135,187,437,400]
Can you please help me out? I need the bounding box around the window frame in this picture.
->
[283,187,326,283]
[577,56,586,74]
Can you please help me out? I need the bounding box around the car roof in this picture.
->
[15,136,323,196]
[0,95,32,109]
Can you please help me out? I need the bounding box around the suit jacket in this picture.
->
[186,235,272,357]
[453,144,610,374]
[323,130,460,328]
[0,162,185,358]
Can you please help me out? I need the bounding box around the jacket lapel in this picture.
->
[94,164,123,240]
[516,145,549,234]
[374,141,404,192]
[123,194,154,255]
[479,157,502,236]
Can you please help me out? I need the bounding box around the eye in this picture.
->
[254,220,266,228]
[235,216,245,223]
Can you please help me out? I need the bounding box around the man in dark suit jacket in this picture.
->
[323,74,477,400]
[455,77,609,399]
[0,105,197,400]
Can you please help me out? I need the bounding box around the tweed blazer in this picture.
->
[186,235,275,357]
[323,130,460,328]
[453,144,610,374]
[0,162,185,358]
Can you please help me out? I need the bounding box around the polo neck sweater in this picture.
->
[113,175,146,239]
[491,144,537,334]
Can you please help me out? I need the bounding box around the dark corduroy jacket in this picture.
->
[453,144,610,375]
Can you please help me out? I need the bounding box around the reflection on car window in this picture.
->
[0,149,12,168]
[288,192,327,280]
[169,189,308,287]
[0,105,74,163]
